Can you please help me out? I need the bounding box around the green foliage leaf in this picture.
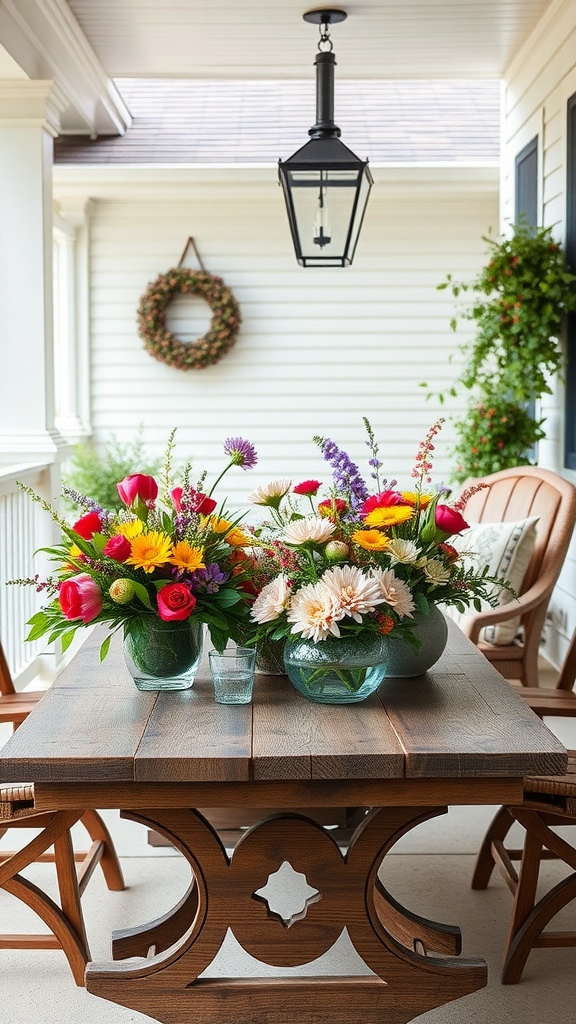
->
[207,622,230,653]
[99,635,112,661]
[212,589,244,608]
[60,630,77,653]
[131,581,154,610]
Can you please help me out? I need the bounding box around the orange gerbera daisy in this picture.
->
[364,506,414,529]
[168,541,205,572]
[351,529,390,551]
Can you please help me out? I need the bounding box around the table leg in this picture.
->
[87,805,486,1024]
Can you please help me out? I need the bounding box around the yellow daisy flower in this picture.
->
[168,542,205,572]
[203,515,249,546]
[203,515,232,534]
[351,529,390,552]
[364,506,414,529]
[114,519,144,540]
[225,527,251,547]
[126,531,173,573]
[401,491,433,509]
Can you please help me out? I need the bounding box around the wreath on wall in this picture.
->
[136,251,241,371]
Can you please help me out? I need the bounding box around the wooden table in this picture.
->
[0,621,567,1024]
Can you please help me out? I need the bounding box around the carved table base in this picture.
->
[87,806,486,1024]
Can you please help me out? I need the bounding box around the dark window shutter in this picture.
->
[515,137,539,452]
[515,137,538,227]
[566,95,576,469]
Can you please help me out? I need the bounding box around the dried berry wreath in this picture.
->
[136,267,241,371]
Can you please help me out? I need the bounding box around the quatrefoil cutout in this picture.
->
[253,860,321,928]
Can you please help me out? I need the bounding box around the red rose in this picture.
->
[434,505,469,537]
[156,583,197,621]
[72,511,103,539]
[103,534,131,562]
[293,479,322,496]
[171,486,217,515]
[58,573,103,623]
[116,474,158,506]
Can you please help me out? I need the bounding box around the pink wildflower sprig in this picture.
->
[410,418,445,489]
[452,480,488,512]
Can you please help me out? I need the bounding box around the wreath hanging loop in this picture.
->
[137,243,241,371]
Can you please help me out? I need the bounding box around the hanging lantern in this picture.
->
[278,8,373,268]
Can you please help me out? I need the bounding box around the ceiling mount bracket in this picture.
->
[303,9,348,27]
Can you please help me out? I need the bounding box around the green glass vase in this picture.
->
[123,617,203,691]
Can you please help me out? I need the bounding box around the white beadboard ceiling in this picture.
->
[66,0,553,80]
[0,0,555,134]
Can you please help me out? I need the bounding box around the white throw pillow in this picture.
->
[444,516,539,645]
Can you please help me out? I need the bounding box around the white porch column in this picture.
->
[0,81,71,469]
[53,200,93,443]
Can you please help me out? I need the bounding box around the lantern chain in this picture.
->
[317,21,334,52]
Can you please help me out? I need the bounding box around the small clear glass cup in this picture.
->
[209,647,256,704]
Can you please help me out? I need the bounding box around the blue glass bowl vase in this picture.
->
[283,633,388,704]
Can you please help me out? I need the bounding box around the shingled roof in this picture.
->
[54,78,500,165]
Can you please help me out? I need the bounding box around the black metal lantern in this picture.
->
[278,8,373,268]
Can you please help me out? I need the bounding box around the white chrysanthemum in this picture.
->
[321,564,385,622]
[247,479,292,505]
[422,558,452,585]
[370,568,415,619]
[386,539,421,564]
[283,517,336,545]
[287,581,343,642]
[250,575,292,623]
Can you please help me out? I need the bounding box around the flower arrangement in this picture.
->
[15,433,258,661]
[247,419,504,655]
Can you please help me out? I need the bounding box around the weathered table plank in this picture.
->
[252,673,405,781]
[0,622,566,785]
[134,674,252,782]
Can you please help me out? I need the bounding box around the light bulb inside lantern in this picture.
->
[313,184,331,248]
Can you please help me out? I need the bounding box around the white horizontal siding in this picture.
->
[82,188,494,518]
[502,0,576,667]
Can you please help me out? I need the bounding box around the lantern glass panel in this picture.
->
[286,169,362,266]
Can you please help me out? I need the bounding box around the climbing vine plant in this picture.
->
[428,223,576,482]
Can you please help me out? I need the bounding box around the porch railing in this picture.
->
[0,463,62,689]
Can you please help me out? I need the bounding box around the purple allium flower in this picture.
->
[223,437,258,470]
[188,562,230,595]
[314,436,369,507]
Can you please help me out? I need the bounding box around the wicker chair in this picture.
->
[471,628,576,982]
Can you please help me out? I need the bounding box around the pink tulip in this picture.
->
[58,573,103,623]
[434,505,469,537]
[171,487,217,515]
[116,474,158,507]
